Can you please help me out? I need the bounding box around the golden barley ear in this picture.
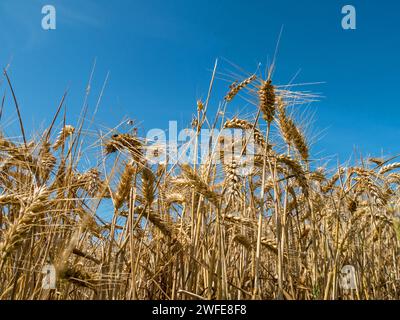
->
[53,125,75,151]
[141,166,155,206]
[258,79,276,123]
[225,75,257,102]
[113,163,136,210]
[277,98,309,160]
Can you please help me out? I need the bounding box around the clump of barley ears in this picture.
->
[0,60,399,301]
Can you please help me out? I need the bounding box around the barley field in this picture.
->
[0,64,399,301]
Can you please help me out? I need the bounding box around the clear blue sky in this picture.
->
[0,0,399,163]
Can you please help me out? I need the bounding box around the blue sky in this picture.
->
[0,0,399,164]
